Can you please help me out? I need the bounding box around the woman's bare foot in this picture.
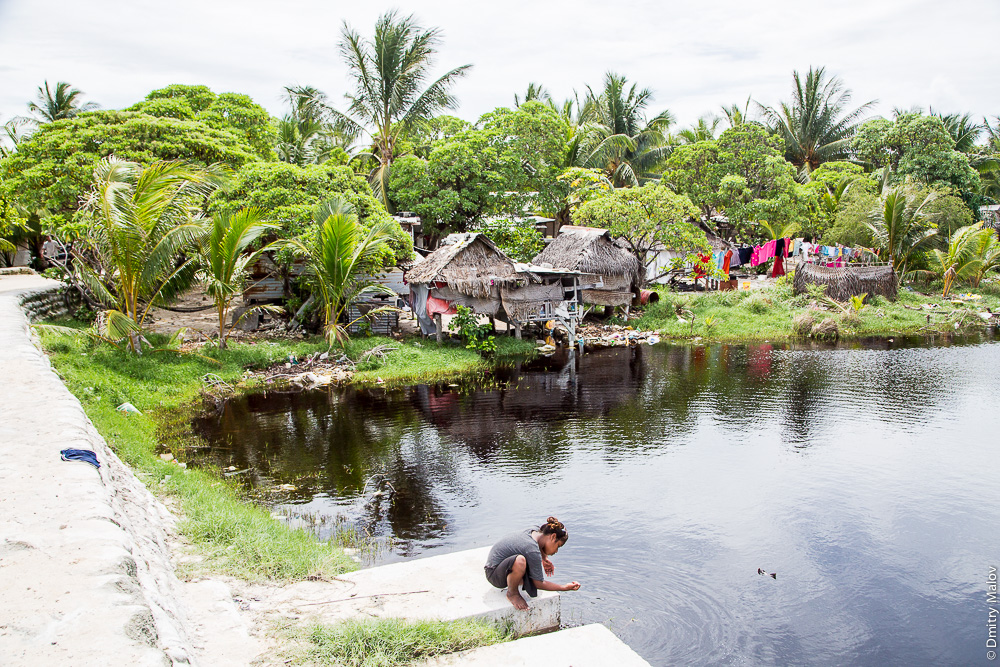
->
[506,589,529,610]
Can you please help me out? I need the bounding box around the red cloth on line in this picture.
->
[771,255,786,278]
[426,295,456,316]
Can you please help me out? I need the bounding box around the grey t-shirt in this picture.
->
[485,529,544,583]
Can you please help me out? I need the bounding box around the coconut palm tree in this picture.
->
[971,229,1000,287]
[75,157,226,353]
[676,115,722,144]
[921,222,987,297]
[276,86,360,166]
[27,81,99,124]
[284,198,398,347]
[931,110,982,153]
[331,11,472,207]
[515,82,551,107]
[865,182,939,281]
[200,208,279,349]
[721,97,756,128]
[582,72,675,187]
[759,67,875,180]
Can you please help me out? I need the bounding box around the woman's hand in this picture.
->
[542,556,555,576]
[562,581,581,591]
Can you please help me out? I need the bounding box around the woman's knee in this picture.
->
[512,555,526,573]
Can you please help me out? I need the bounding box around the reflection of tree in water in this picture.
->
[195,338,961,550]
[404,346,647,471]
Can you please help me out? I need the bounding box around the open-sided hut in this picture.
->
[793,263,897,301]
[405,233,528,335]
[531,226,642,308]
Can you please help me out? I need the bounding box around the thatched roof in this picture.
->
[405,233,525,298]
[793,263,897,302]
[532,226,642,284]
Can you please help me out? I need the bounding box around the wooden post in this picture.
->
[514,321,522,339]
[435,313,442,343]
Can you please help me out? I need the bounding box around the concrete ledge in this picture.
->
[250,546,560,636]
[420,623,651,666]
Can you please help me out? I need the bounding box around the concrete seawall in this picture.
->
[0,276,200,665]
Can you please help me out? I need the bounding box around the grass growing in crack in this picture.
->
[303,618,514,667]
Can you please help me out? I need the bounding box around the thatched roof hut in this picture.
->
[532,226,642,307]
[405,233,526,298]
[794,263,897,301]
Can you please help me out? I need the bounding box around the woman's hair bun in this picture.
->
[540,516,568,540]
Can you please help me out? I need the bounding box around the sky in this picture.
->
[1,0,998,133]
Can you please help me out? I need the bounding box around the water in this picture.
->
[194,337,1000,666]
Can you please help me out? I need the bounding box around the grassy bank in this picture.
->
[625,280,1000,343]
[38,324,533,580]
[346,335,535,387]
[299,618,513,667]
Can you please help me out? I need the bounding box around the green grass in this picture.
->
[302,618,513,667]
[626,281,1000,343]
[346,335,535,387]
[38,326,354,580]
[37,322,536,579]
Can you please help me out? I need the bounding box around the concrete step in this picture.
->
[419,623,651,666]
[250,546,560,636]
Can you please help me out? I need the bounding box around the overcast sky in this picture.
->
[1,0,998,134]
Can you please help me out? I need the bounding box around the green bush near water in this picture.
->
[304,618,513,667]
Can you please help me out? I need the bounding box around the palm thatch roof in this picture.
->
[405,233,526,299]
[794,263,897,301]
[532,226,642,289]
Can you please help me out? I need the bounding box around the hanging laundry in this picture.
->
[738,246,753,266]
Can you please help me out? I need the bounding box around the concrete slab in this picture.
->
[420,623,651,666]
[246,546,560,636]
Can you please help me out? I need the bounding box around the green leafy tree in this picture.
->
[474,216,544,262]
[283,198,399,347]
[130,85,276,159]
[759,66,874,179]
[0,110,260,256]
[478,101,570,216]
[209,161,411,268]
[971,229,1000,287]
[582,72,675,186]
[573,182,706,283]
[26,81,99,123]
[852,114,981,195]
[201,208,278,348]
[332,10,472,206]
[662,140,722,219]
[713,125,815,239]
[74,157,226,352]
[388,128,521,242]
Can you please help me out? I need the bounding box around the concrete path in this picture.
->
[0,275,205,665]
[421,623,651,667]
[245,546,561,637]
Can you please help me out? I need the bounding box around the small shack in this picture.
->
[406,232,582,339]
[793,263,897,301]
[531,226,642,309]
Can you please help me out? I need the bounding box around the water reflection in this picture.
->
[193,334,1000,666]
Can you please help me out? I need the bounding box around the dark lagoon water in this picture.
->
[194,337,1000,666]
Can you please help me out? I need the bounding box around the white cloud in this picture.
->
[0,0,998,131]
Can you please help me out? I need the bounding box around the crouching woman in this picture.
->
[484,516,581,610]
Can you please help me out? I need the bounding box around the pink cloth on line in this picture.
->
[750,246,761,266]
[758,239,777,264]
